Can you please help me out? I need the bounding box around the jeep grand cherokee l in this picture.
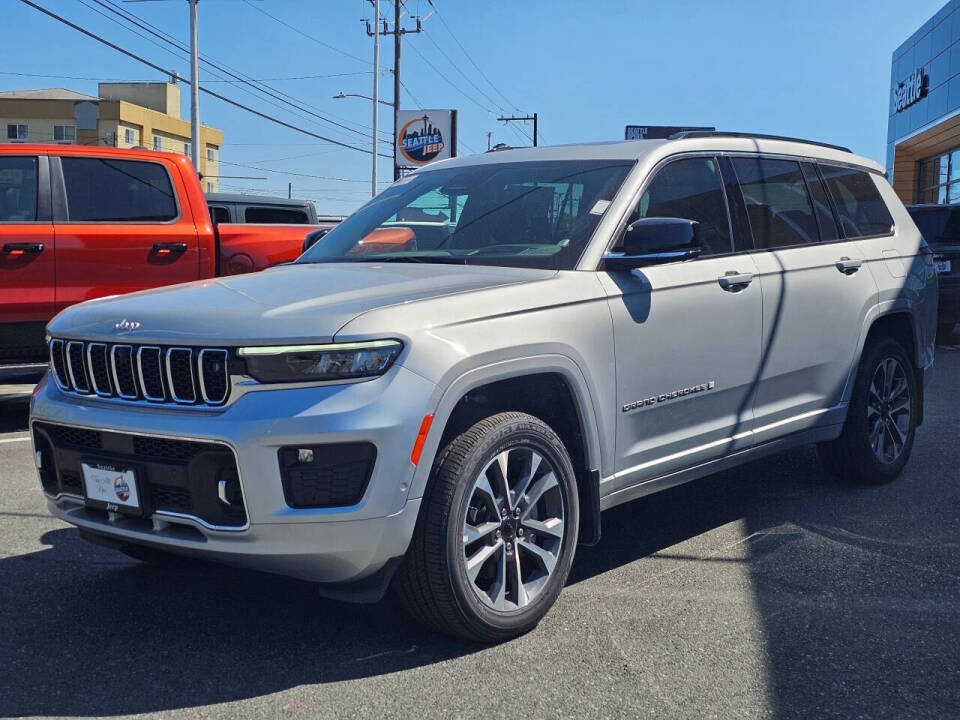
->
[31,132,937,642]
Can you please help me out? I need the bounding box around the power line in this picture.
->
[240,0,372,66]
[405,40,493,114]
[17,0,392,157]
[425,0,521,112]
[90,0,395,146]
[421,29,505,113]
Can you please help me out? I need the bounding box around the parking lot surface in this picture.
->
[1,344,958,719]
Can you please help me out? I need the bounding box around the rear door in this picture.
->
[52,155,200,312]
[733,156,878,436]
[0,153,55,363]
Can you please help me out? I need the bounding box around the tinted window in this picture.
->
[61,158,177,222]
[733,157,819,248]
[820,165,894,237]
[244,206,309,224]
[631,157,732,255]
[907,206,960,244]
[0,156,38,222]
[209,205,230,224]
[299,160,633,270]
[800,163,840,242]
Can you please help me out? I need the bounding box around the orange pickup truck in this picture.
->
[0,144,333,371]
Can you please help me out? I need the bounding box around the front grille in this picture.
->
[49,339,230,407]
[33,422,246,529]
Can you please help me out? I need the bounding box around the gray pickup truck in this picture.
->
[31,132,937,642]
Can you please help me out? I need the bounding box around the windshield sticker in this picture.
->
[590,199,611,215]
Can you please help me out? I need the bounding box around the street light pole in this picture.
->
[371,0,379,198]
[188,0,201,172]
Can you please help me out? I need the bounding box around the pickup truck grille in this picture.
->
[49,339,230,407]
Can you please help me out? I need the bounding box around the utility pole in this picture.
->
[487,131,492,151]
[288,182,292,199]
[368,3,421,181]
[372,0,379,197]
[188,0,201,172]
[497,112,538,147]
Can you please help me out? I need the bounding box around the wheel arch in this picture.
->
[410,355,603,545]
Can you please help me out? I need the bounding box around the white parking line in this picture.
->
[0,436,30,444]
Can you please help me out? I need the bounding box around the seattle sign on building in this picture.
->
[893,68,928,114]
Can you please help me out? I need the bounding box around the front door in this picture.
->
[599,155,763,497]
[0,154,55,363]
[52,154,200,312]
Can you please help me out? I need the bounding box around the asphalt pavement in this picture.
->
[0,342,958,719]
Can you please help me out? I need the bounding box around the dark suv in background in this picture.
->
[907,204,960,338]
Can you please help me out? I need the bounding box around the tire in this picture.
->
[817,337,918,485]
[396,412,580,643]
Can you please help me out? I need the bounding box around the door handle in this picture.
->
[3,242,44,254]
[717,271,754,291]
[151,242,188,256]
[836,256,862,275]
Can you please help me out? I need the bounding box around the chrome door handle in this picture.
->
[836,257,862,275]
[718,271,754,290]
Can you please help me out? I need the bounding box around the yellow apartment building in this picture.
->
[0,82,222,191]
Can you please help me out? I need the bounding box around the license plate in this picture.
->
[82,462,141,512]
[936,259,952,274]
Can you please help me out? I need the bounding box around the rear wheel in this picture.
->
[396,412,579,643]
[818,337,918,484]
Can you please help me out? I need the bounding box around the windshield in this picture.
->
[298,160,634,269]
[910,207,960,244]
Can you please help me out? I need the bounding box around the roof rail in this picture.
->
[667,130,851,154]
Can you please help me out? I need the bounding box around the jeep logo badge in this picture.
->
[114,319,141,332]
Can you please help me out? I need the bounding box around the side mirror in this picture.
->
[302,227,331,254]
[605,217,701,269]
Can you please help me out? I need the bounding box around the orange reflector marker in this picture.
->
[410,414,434,466]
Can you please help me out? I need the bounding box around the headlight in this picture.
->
[238,340,402,383]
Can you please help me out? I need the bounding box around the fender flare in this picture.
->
[407,353,604,502]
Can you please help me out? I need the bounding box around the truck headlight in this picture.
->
[237,340,402,383]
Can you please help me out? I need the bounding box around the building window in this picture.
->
[184,143,190,155]
[206,182,214,192]
[207,147,215,162]
[53,125,76,142]
[6,124,28,140]
[124,128,136,145]
[916,149,960,204]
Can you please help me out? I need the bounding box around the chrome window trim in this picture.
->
[110,344,139,400]
[86,342,113,397]
[49,339,70,390]
[136,346,166,402]
[65,341,90,393]
[31,418,250,533]
[198,348,229,405]
[165,347,196,404]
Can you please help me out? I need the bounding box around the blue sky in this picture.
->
[2,0,949,214]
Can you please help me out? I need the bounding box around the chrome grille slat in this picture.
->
[49,339,70,390]
[86,343,112,397]
[49,339,229,408]
[165,347,196,404]
[198,349,229,405]
[66,341,90,393]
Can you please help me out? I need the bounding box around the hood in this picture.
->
[47,262,556,345]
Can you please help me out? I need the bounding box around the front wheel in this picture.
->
[818,337,918,485]
[396,412,579,643]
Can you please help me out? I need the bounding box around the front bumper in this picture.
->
[30,364,437,587]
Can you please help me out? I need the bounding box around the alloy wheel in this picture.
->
[867,356,911,464]
[460,445,565,611]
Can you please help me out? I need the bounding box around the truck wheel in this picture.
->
[396,412,579,643]
[817,337,918,485]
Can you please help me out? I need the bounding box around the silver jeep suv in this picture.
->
[31,132,937,642]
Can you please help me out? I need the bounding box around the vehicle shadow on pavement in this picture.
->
[0,525,479,717]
